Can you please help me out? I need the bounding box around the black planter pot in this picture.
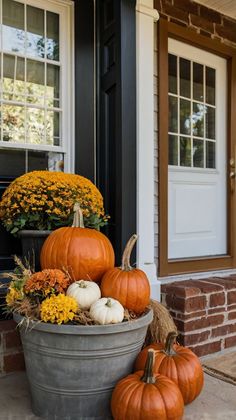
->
[18,230,51,271]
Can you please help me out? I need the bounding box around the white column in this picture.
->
[136,0,160,300]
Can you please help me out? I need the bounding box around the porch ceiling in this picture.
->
[194,0,236,19]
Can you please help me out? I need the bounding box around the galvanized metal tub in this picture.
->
[14,310,153,420]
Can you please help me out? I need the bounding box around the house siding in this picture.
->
[154,0,236,270]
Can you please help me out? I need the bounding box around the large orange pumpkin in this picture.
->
[101,234,150,313]
[111,348,184,420]
[135,331,204,405]
[40,203,115,282]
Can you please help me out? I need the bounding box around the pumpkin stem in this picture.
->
[141,349,156,384]
[72,203,85,228]
[106,298,112,308]
[164,331,178,355]
[78,280,87,288]
[121,234,138,271]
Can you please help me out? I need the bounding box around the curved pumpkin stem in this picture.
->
[141,349,156,384]
[72,203,84,228]
[164,331,178,356]
[121,234,138,271]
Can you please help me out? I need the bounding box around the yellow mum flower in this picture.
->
[40,294,78,324]
[6,286,23,306]
[0,171,108,233]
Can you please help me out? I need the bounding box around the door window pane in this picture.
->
[26,6,45,59]
[206,67,215,105]
[180,137,191,167]
[47,12,59,61]
[192,102,205,138]
[180,99,191,135]
[168,135,178,166]
[206,141,216,168]
[169,96,178,133]
[193,63,203,102]
[206,106,215,139]
[168,54,177,94]
[193,139,204,168]
[180,58,190,98]
[2,0,25,54]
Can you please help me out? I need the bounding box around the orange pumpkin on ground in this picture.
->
[101,234,150,313]
[40,203,115,282]
[111,348,184,420]
[134,331,204,405]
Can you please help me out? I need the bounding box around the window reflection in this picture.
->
[193,63,203,102]
[169,96,178,133]
[180,99,191,135]
[206,141,215,168]
[192,102,205,138]
[26,6,44,59]
[206,106,215,139]
[2,0,25,54]
[193,139,204,168]
[180,58,190,98]
[168,54,177,94]
[47,12,59,61]
[206,67,215,105]
[180,137,191,167]
[169,135,178,165]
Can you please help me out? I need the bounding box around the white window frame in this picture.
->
[0,0,75,172]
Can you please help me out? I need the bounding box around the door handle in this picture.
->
[230,171,236,179]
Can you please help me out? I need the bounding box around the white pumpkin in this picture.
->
[66,280,101,310]
[89,297,124,325]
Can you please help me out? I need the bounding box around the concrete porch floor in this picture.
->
[0,369,235,419]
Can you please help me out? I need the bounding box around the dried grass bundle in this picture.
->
[144,299,177,346]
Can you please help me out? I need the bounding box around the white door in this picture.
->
[168,39,227,259]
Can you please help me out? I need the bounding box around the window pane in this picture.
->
[168,135,178,166]
[2,0,25,54]
[193,63,203,102]
[169,96,178,133]
[206,67,215,105]
[46,64,60,108]
[180,58,190,98]
[206,141,216,168]
[28,150,48,171]
[193,139,204,168]
[26,6,45,59]
[26,59,45,105]
[26,108,45,145]
[168,54,177,94]
[46,111,60,146]
[2,104,25,143]
[180,99,191,135]
[3,54,25,101]
[47,12,59,61]
[192,102,205,138]
[180,137,191,167]
[206,106,215,139]
[48,152,64,171]
[0,148,25,176]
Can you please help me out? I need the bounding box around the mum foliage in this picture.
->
[0,170,108,233]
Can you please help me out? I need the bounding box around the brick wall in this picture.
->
[0,320,25,374]
[161,276,236,356]
[155,0,236,45]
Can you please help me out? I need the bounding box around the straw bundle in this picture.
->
[145,299,178,345]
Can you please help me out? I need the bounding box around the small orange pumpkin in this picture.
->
[135,331,204,405]
[40,203,115,282]
[111,348,184,420]
[101,234,150,313]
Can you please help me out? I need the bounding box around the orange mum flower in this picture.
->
[24,269,71,299]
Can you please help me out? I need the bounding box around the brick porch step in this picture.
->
[161,276,236,357]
